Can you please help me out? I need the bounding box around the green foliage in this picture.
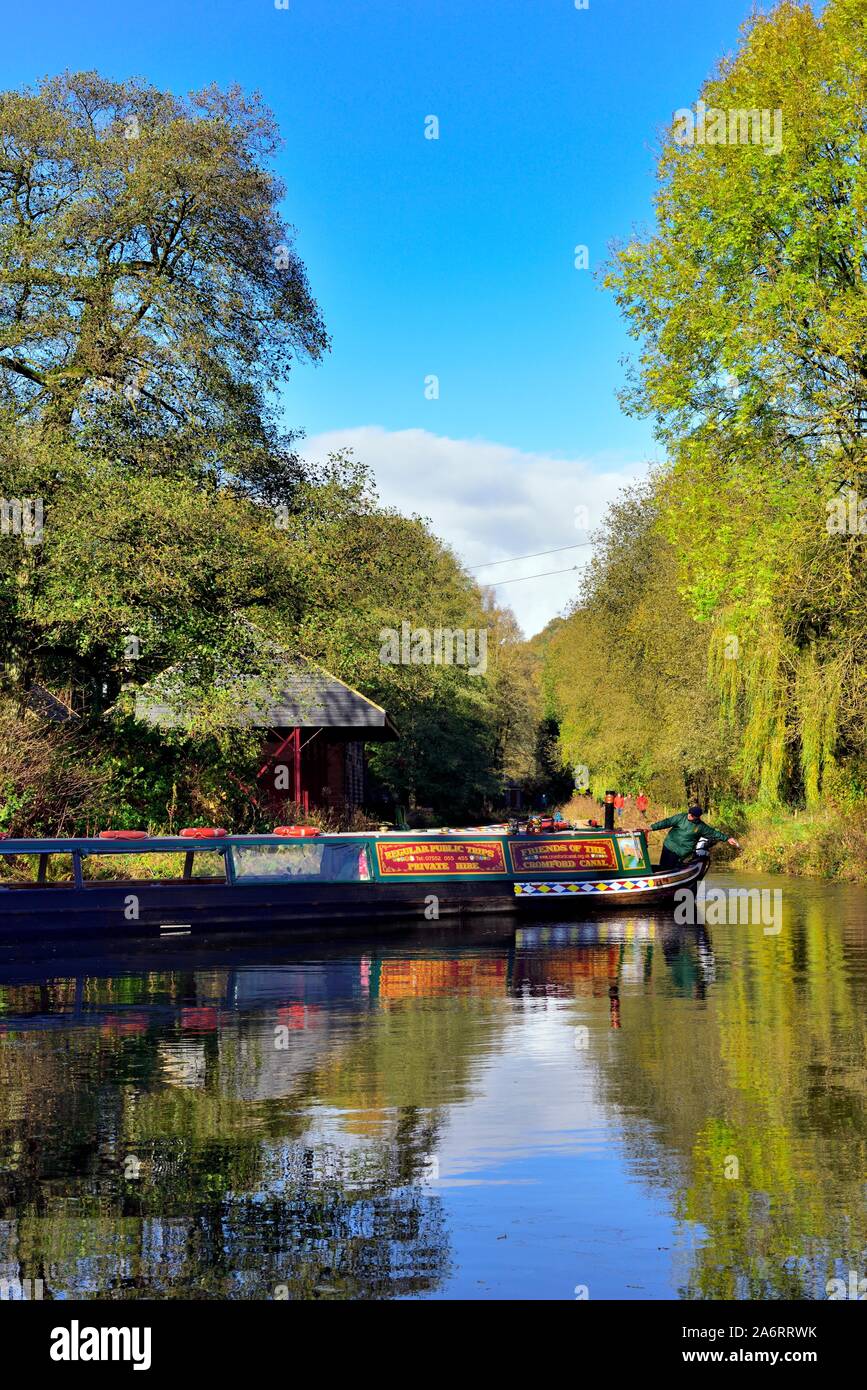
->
[543,477,737,806]
[0,70,326,488]
[595,0,867,810]
[0,418,542,828]
[0,70,547,832]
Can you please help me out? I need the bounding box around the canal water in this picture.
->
[0,870,865,1301]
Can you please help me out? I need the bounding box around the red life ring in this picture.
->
[274,825,320,837]
[99,830,148,840]
[180,827,228,838]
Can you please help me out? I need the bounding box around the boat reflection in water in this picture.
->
[515,917,717,1004]
[0,878,865,1301]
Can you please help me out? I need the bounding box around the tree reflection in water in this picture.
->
[0,888,866,1301]
[0,950,506,1299]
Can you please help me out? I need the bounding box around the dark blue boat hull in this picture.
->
[0,858,707,940]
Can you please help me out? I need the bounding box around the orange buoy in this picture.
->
[180,827,228,838]
[274,825,320,837]
[99,830,148,840]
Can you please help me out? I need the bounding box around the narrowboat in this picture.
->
[0,824,712,941]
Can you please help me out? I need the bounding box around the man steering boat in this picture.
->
[649,804,740,870]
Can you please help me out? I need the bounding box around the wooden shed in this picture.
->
[132,654,397,817]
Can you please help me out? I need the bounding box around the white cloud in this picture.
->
[302,426,647,637]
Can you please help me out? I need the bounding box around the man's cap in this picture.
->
[688,803,703,819]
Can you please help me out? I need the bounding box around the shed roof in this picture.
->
[133,664,397,740]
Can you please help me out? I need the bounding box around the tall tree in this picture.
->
[0,70,327,498]
[605,0,867,804]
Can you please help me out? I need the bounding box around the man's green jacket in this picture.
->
[649,813,729,860]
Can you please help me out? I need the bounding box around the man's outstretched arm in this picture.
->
[704,824,741,849]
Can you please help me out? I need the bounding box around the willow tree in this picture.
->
[605,0,867,805]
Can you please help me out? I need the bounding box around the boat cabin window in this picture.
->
[0,852,76,886]
[617,834,648,870]
[80,850,226,883]
[231,842,370,883]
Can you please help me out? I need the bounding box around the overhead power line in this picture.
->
[487,564,580,586]
[468,541,593,571]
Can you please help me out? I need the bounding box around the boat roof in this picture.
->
[0,834,366,854]
[0,826,639,854]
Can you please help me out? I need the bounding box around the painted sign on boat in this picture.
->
[375,840,507,877]
[509,839,618,873]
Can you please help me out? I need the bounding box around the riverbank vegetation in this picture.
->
[540,0,867,876]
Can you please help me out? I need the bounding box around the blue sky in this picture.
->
[4,0,764,632]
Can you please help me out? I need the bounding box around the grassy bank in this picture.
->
[732,807,867,882]
[557,795,867,882]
